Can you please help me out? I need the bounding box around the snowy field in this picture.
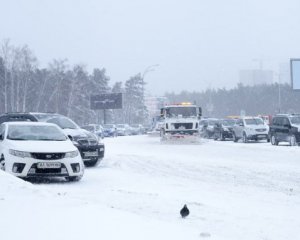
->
[1,135,299,240]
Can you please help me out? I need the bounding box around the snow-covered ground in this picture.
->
[1,136,299,240]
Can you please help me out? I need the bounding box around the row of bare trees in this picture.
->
[0,40,147,126]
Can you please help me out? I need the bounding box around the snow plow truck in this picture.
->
[160,102,202,142]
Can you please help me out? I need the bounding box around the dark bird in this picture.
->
[180,204,190,218]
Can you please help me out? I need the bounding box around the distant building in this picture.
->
[144,96,167,118]
[239,69,273,86]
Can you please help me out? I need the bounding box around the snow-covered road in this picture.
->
[1,136,299,240]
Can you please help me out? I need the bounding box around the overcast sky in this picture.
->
[1,0,300,95]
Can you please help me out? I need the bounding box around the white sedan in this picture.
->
[0,122,84,181]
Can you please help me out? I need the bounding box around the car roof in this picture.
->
[4,121,59,127]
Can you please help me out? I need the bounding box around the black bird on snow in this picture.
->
[180,204,189,218]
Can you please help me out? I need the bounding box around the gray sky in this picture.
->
[1,0,300,95]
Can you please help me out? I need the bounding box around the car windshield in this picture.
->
[208,120,217,126]
[222,120,236,126]
[47,117,79,129]
[245,118,264,125]
[166,107,197,117]
[290,116,300,124]
[7,125,67,141]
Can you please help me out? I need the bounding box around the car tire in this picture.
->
[233,132,238,142]
[270,135,278,146]
[0,155,5,171]
[84,158,102,167]
[289,135,297,146]
[66,176,82,182]
[220,132,225,141]
[242,132,248,143]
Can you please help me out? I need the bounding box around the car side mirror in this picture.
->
[239,123,244,126]
[198,107,202,118]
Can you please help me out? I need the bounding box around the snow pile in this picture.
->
[0,170,197,240]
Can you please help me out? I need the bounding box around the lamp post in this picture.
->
[140,64,159,124]
[274,72,281,113]
[141,64,160,93]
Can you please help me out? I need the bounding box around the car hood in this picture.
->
[62,128,91,137]
[6,140,76,153]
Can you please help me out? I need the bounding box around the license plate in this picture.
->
[84,151,98,157]
[257,135,265,138]
[37,162,61,169]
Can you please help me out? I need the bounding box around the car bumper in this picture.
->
[247,133,269,140]
[5,155,84,178]
[221,131,233,138]
[76,144,105,162]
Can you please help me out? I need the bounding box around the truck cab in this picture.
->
[160,102,202,141]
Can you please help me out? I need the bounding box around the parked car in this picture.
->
[103,124,117,137]
[81,124,104,139]
[116,124,131,136]
[0,112,105,167]
[232,117,269,143]
[213,119,236,141]
[0,122,84,181]
[199,118,218,138]
[269,114,300,146]
[130,124,145,135]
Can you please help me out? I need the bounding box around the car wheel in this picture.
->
[220,132,225,141]
[289,135,297,146]
[242,132,248,143]
[65,176,82,182]
[271,135,278,145]
[233,132,238,142]
[84,158,102,167]
[0,155,5,171]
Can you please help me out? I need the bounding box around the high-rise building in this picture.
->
[239,69,273,86]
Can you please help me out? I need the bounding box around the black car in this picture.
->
[213,119,236,141]
[0,112,105,166]
[269,114,300,146]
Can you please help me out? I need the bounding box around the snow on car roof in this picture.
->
[4,121,58,127]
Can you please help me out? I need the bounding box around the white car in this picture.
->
[232,117,270,143]
[0,122,84,181]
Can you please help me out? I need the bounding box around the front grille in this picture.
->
[172,123,193,130]
[28,163,68,175]
[256,128,266,132]
[31,152,65,160]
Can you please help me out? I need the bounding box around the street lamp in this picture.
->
[140,64,159,124]
[141,64,160,96]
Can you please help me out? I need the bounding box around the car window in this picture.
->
[290,116,300,124]
[7,125,67,141]
[245,118,263,125]
[47,117,79,129]
[282,118,290,126]
[276,117,283,126]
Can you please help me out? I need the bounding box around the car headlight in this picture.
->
[9,149,31,158]
[65,150,79,158]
